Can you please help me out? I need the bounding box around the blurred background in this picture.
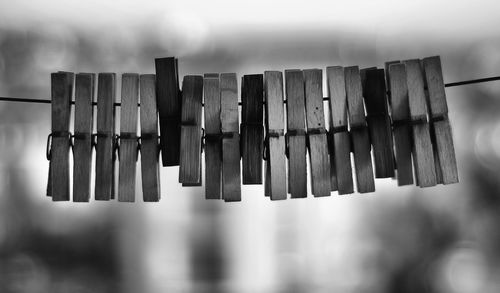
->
[0,0,500,292]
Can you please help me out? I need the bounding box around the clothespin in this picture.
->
[327,66,354,194]
[387,63,414,186]
[285,70,307,198]
[179,75,203,185]
[264,71,287,200]
[403,59,437,187]
[241,74,264,185]
[304,69,331,197]
[140,74,161,202]
[344,66,375,193]
[363,68,395,178]
[203,73,222,199]
[118,74,139,202]
[73,73,95,202]
[422,56,459,184]
[155,57,181,166]
[220,73,241,202]
[95,73,117,200]
[49,71,74,201]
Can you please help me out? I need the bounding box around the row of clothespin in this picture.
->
[46,56,459,202]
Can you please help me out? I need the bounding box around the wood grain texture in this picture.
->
[264,71,287,200]
[241,74,263,184]
[220,73,241,201]
[344,66,375,193]
[304,69,331,197]
[363,68,395,178]
[155,57,181,166]
[95,73,116,200]
[404,59,437,187]
[388,64,414,186]
[50,72,74,201]
[285,70,307,198]
[423,56,459,184]
[179,75,203,185]
[327,66,354,194]
[118,74,139,202]
[203,74,222,199]
[73,73,95,202]
[140,74,161,202]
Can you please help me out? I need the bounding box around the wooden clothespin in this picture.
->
[241,74,264,185]
[203,74,222,199]
[345,66,375,193]
[264,71,287,200]
[140,74,161,202]
[304,69,331,197]
[327,66,354,194]
[422,56,459,184]
[73,73,95,202]
[95,73,117,200]
[403,59,437,187]
[363,68,395,178]
[285,70,307,198]
[179,75,203,185]
[118,74,139,202]
[155,57,181,166]
[220,73,241,201]
[387,63,414,186]
[49,71,74,201]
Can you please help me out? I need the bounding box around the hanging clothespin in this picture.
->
[73,73,95,202]
[387,63,414,186]
[345,66,375,193]
[95,73,117,200]
[203,73,222,199]
[363,68,395,178]
[179,75,203,185]
[241,74,264,185]
[327,66,354,194]
[422,56,459,184]
[118,74,139,202]
[49,71,74,201]
[403,59,437,187]
[285,70,307,198]
[155,57,181,166]
[264,71,287,200]
[140,74,161,202]
[304,69,331,197]
[220,73,241,202]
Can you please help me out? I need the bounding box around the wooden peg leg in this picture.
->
[204,74,222,199]
[118,74,139,202]
[140,74,161,202]
[73,73,95,202]
[95,73,117,200]
[50,72,74,201]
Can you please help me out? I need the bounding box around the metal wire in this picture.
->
[1,75,499,107]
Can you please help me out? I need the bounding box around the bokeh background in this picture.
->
[1,0,500,292]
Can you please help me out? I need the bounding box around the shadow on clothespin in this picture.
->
[264,71,287,200]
